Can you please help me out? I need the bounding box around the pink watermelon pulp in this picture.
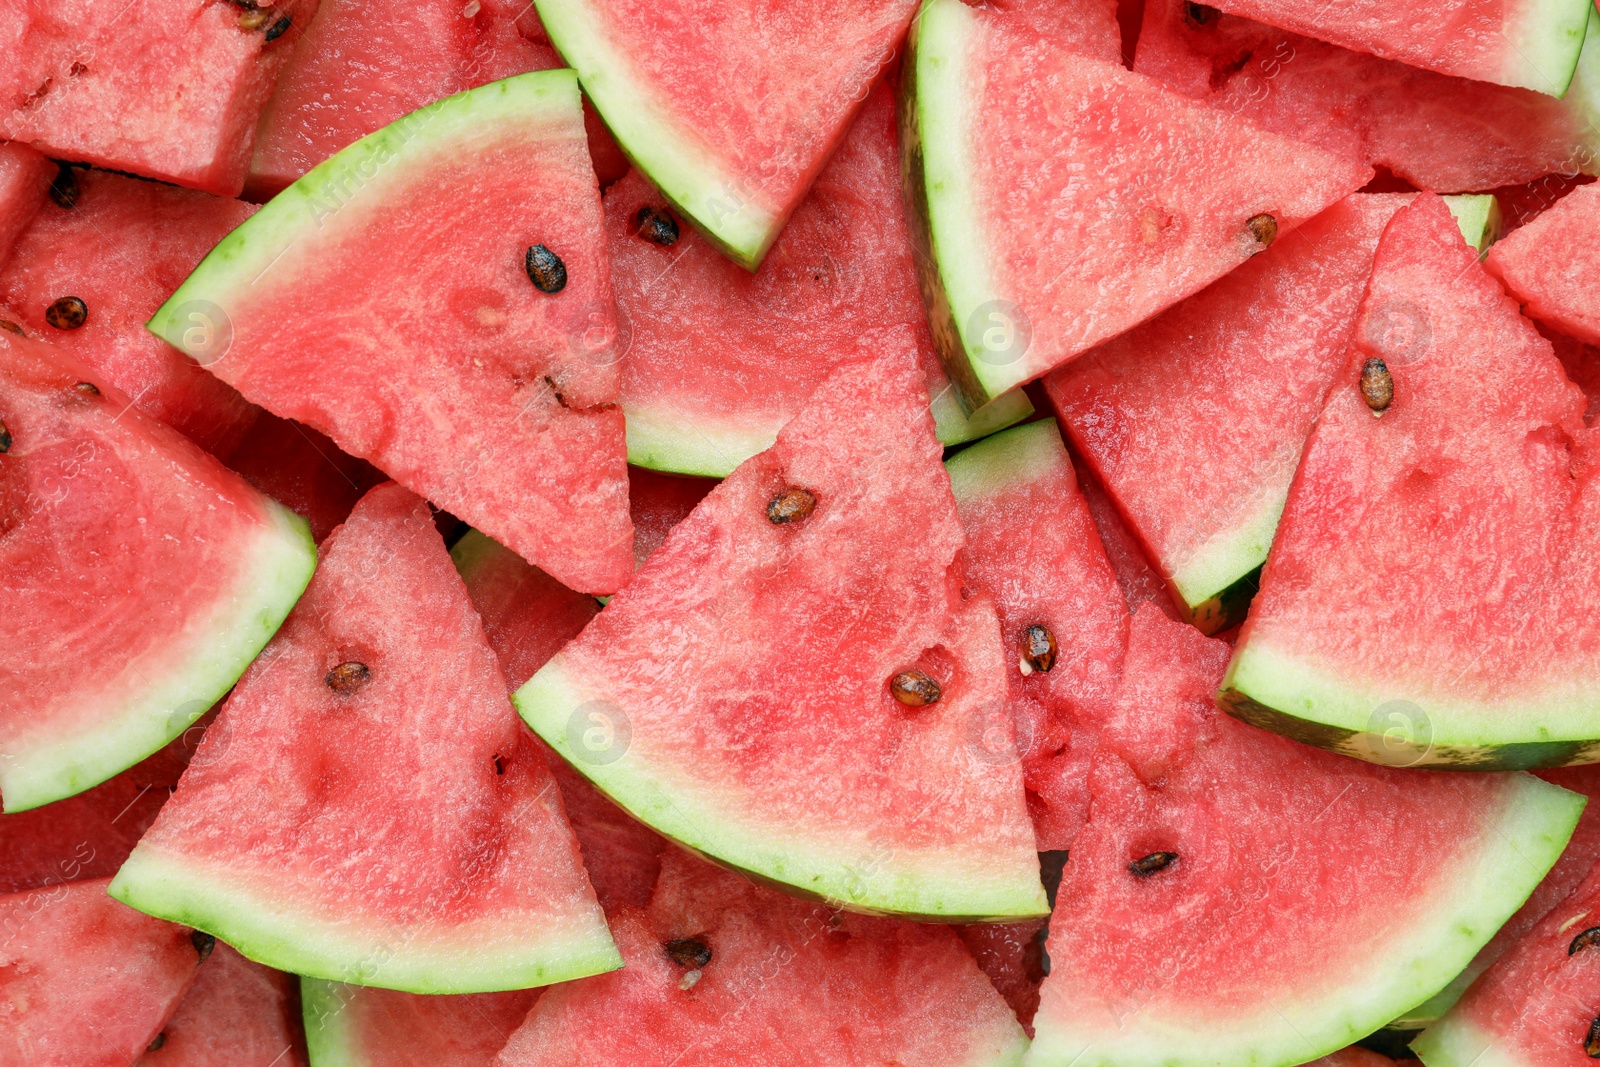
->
[301,979,535,1067]
[222,413,384,544]
[1222,194,1600,768]
[0,144,51,264]
[138,942,307,1067]
[626,467,716,570]
[1488,182,1600,347]
[109,483,618,993]
[902,0,1371,410]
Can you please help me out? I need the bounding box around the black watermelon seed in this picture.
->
[525,244,567,294]
[1571,926,1600,955]
[1129,851,1179,876]
[632,206,680,246]
[1587,1015,1600,1058]
[190,930,215,960]
[765,487,816,524]
[146,1033,167,1053]
[1246,213,1278,250]
[72,381,100,398]
[493,754,505,776]
[0,319,21,335]
[890,670,942,708]
[44,296,87,330]
[1184,2,1220,27]
[0,421,11,453]
[325,661,371,695]
[48,163,79,209]
[1360,357,1393,412]
[1022,624,1057,673]
[264,15,292,40]
[664,937,712,968]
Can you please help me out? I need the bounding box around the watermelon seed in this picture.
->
[325,661,371,695]
[493,754,505,775]
[631,206,680,246]
[525,245,568,294]
[1184,2,1219,26]
[238,7,272,29]
[264,15,292,41]
[765,487,816,524]
[1021,624,1057,673]
[1570,927,1600,955]
[1586,1016,1600,1057]
[1246,214,1278,251]
[890,670,942,708]
[1360,357,1393,412]
[146,1034,166,1053]
[190,930,215,961]
[1129,851,1178,876]
[664,937,712,968]
[0,320,22,335]
[69,62,87,77]
[679,968,703,991]
[0,421,11,453]
[44,296,88,331]
[48,164,79,209]
[72,381,100,398]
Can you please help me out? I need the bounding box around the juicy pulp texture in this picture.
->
[1222,194,1600,768]
[0,143,51,262]
[222,413,383,544]
[1488,182,1600,347]
[627,467,716,569]
[110,484,618,993]
[138,943,306,1067]
[302,980,536,1067]
[150,71,633,594]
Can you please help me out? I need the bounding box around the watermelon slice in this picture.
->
[493,848,1032,1067]
[109,483,619,993]
[534,0,919,268]
[515,352,1045,920]
[1072,453,1183,622]
[0,0,315,196]
[223,413,384,544]
[0,331,315,811]
[139,943,306,1067]
[1488,182,1600,347]
[902,0,1371,410]
[149,70,634,595]
[0,168,260,457]
[1135,0,1600,192]
[957,920,1048,1032]
[611,81,1032,478]
[0,143,50,263]
[1221,193,1600,769]
[0,878,208,1067]
[1199,0,1591,97]
[301,980,535,1067]
[627,468,715,569]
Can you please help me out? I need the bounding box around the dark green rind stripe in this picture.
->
[1183,565,1260,636]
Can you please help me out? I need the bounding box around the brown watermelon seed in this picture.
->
[1587,1016,1600,1058]
[1184,2,1219,26]
[190,930,215,961]
[264,14,292,40]
[890,670,942,708]
[632,206,680,246]
[0,319,21,335]
[44,296,87,330]
[1021,624,1057,673]
[664,938,712,968]
[325,661,371,695]
[765,487,816,524]
[1571,927,1600,955]
[1361,357,1393,412]
[48,163,79,209]
[0,421,11,453]
[493,754,505,776]
[1129,851,1179,876]
[146,1034,167,1053]
[1246,213,1278,250]
[525,244,567,294]
[238,7,271,29]
[72,381,100,398]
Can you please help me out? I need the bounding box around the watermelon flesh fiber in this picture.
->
[222,412,385,545]
[0,143,52,265]
[302,979,537,1067]
[1488,181,1600,347]
[137,942,307,1067]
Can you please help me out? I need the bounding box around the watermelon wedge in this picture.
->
[0,878,208,1067]
[149,70,634,595]
[534,0,919,268]
[0,0,315,196]
[223,413,384,544]
[515,352,1045,920]
[902,0,1371,410]
[493,848,1032,1067]
[301,980,536,1067]
[0,331,314,812]
[1199,0,1592,97]
[139,943,306,1067]
[1488,182,1600,347]
[1221,193,1600,769]
[612,81,1034,477]
[1135,0,1600,192]
[0,168,261,457]
[627,467,715,569]
[0,144,50,263]
[110,483,619,993]
[1072,453,1183,622]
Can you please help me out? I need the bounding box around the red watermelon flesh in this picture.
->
[628,467,716,569]
[904,0,1372,410]
[1312,1053,1397,1067]
[151,71,634,594]
[515,352,1045,920]
[302,978,535,1067]
[1134,0,1600,193]
[1221,193,1600,768]
[0,0,316,196]
[0,144,50,265]
[0,877,206,1067]
[1488,182,1600,347]
[109,483,619,993]
[611,81,1034,478]
[970,0,1123,54]
[1071,452,1182,622]
[493,848,1031,1067]
[957,919,1048,1032]
[1046,193,1407,633]
[1545,326,1600,425]
[223,412,384,544]
[0,168,260,457]
[138,943,306,1067]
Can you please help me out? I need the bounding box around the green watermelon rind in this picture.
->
[300,978,361,1067]
[1025,775,1585,1067]
[107,851,623,995]
[532,0,779,270]
[1501,0,1593,97]
[1565,8,1600,141]
[1,500,316,813]
[515,659,1051,922]
[1412,1014,1529,1067]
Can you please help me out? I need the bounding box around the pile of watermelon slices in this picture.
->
[9,0,1600,1063]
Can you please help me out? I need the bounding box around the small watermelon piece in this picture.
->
[1413,858,1600,1066]
[139,943,306,1067]
[0,878,208,1067]
[110,483,619,993]
[1221,193,1600,768]
[493,848,1031,1067]
[1488,182,1600,347]
[612,81,1032,477]
[1135,0,1600,191]
[0,168,260,457]
[627,467,715,569]
[903,0,1371,410]
[0,332,315,811]
[301,980,535,1067]
[223,413,384,544]
[515,352,1045,920]
[534,0,919,268]
[0,144,51,263]
[1200,0,1591,97]
[0,0,315,195]
[150,70,634,594]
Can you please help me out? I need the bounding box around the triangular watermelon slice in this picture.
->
[1221,193,1600,769]
[138,943,306,1067]
[533,0,919,269]
[148,70,634,595]
[0,331,315,812]
[493,848,1031,1067]
[515,352,1045,920]
[110,483,619,993]
[0,143,51,262]
[1488,182,1600,348]
[0,878,209,1067]
[626,467,715,570]
[301,979,535,1067]
[902,0,1372,410]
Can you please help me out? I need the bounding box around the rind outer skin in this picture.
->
[1411,1018,1525,1067]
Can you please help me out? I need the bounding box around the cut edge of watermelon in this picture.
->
[533,0,780,269]
[1026,774,1585,1067]
[1448,194,1503,256]
[1,500,315,813]
[1503,0,1593,97]
[516,658,1051,922]
[1411,1013,1523,1067]
[1220,642,1600,770]
[1566,7,1600,127]
[299,978,358,1067]
[107,850,623,994]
